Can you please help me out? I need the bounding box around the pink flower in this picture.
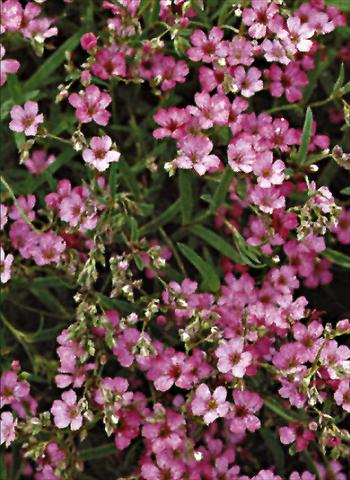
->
[216,338,252,377]
[91,45,126,79]
[253,470,282,480]
[268,63,308,103]
[254,153,285,188]
[279,423,315,452]
[152,54,189,91]
[80,32,98,51]
[261,38,291,65]
[233,66,263,98]
[0,204,8,229]
[142,406,185,453]
[289,472,315,480]
[250,186,286,214]
[0,0,23,33]
[333,208,350,245]
[227,36,254,67]
[188,27,227,63]
[228,138,254,173]
[175,135,220,176]
[68,84,111,126]
[228,390,263,434]
[51,389,83,431]
[0,247,14,283]
[0,44,20,86]
[153,107,191,140]
[334,380,350,413]
[282,17,314,53]
[0,412,17,447]
[242,0,279,39]
[0,370,29,408]
[191,384,229,425]
[9,101,44,136]
[24,150,55,175]
[187,92,230,129]
[112,327,141,367]
[32,232,66,266]
[83,135,120,172]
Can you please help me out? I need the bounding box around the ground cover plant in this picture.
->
[1,0,350,479]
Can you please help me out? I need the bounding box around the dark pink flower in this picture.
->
[68,84,111,126]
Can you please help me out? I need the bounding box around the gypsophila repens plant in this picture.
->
[0,0,350,479]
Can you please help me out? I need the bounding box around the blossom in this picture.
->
[0,204,8,230]
[9,101,44,136]
[268,63,308,103]
[32,232,66,266]
[253,153,285,188]
[333,208,350,244]
[0,412,17,447]
[68,84,112,126]
[191,384,229,425]
[187,92,230,129]
[279,423,315,452]
[24,150,55,175]
[83,135,120,172]
[215,338,252,377]
[228,390,263,433]
[175,135,220,176]
[91,45,126,79]
[0,44,20,86]
[0,370,29,408]
[152,54,189,91]
[51,389,83,431]
[153,107,191,140]
[188,27,227,63]
[233,66,263,98]
[0,247,14,283]
[80,32,98,51]
[334,380,350,412]
[242,0,279,39]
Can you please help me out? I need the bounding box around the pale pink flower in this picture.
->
[68,84,111,126]
[191,384,229,425]
[233,66,263,98]
[0,247,14,283]
[280,423,315,451]
[228,390,263,434]
[334,380,350,412]
[289,472,315,480]
[32,232,66,266]
[227,36,254,67]
[282,17,314,53]
[9,101,44,136]
[216,338,252,377]
[0,412,17,447]
[175,135,220,176]
[228,138,254,173]
[83,135,120,172]
[253,153,285,188]
[242,0,279,39]
[0,44,20,86]
[188,27,227,63]
[24,150,55,175]
[0,0,23,33]
[261,38,291,65]
[187,92,230,129]
[153,107,191,140]
[250,186,286,214]
[0,204,8,229]
[51,389,83,431]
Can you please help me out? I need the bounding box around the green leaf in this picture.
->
[130,217,139,242]
[25,29,84,91]
[296,107,313,165]
[332,63,345,94]
[341,80,350,95]
[139,199,181,235]
[109,162,118,201]
[325,0,350,11]
[95,292,141,313]
[80,443,116,461]
[118,158,140,198]
[211,167,234,211]
[178,170,193,225]
[340,186,350,195]
[260,428,285,475]
[191,225,243,264]
[177,243,221,292]
[321,248,350,269]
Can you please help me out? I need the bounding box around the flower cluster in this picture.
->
[1,1,350,480]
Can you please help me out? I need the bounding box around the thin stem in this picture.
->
[0,176,40,232]
[159,226,187,276]
[42,133,72,145]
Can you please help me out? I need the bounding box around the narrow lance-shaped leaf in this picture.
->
[177,242,221,292]
[296,107,313,165]
[179,170,193,225]
[321,248,350,269]
[211,167,234,211]
[191,225,244,264]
